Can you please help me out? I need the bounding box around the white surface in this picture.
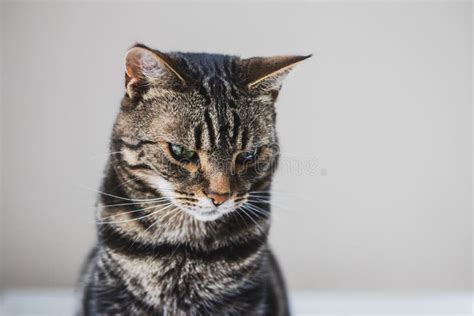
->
[0,289,472,316]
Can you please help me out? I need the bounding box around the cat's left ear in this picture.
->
[124,44,185,97]
[239,55,311,91]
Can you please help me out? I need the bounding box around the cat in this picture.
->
[79,43,309,316]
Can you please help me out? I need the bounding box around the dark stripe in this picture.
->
[127,205,157,230]
[100,223,266,262]
[175,196,198,202]
[231,111,241,145]
[222,61,233,79]
[194,124,203,150]
[234,197,246,203]
[115,163,162,196]
[227,98,237,108]
[270,89,280,103]
[121,159,153,171]
[119,139,157,150]
[198,85,211,106]
[250,174,273,193]
[114,167,144,193]
[99,196,156,230]
[110,163,139,192]
[99,165,162,214]
[241,127,249,149]
[91,256,158,314]
[204,109,216,147]
[100,256,121,280]
[218,123,229,146]
[229,85,240,101]
[175,190,194,196]
[209,279,265,312]
[126,163,152,171]
[116,151,176,182]
[157,172,171,181]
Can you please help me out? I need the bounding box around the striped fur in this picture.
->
[79,44,309,315]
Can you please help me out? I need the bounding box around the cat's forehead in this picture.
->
[174,53,245,109]
[141,51,276,118]
[151,73,269,119]
[147,83,274,151]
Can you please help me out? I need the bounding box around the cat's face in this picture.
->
[111,44,308,221]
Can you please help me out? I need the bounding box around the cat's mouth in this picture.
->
[147,175,249,222]
[177,197,237,222]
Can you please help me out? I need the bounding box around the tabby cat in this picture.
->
[80,43,309,315]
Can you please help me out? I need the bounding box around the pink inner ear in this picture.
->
[125,48,163,81]
[123,46,186,95]
[126,48,146,80]
[126,65,135,79]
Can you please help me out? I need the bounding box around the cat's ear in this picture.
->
[239,55,311,91]
[124,44,185,97]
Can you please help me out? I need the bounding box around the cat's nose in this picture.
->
[204,189,230,206]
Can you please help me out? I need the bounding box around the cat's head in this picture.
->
[111,43,309,221]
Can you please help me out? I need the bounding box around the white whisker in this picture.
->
[232,207,250,229]
[132,206,179,245]
[246,198,292,212]
[81,185,168,202]
[98,202,174,224]
[239,206,266,235]
[243,203,270,218]
[97,198,170,209]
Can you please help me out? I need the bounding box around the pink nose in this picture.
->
[204,189,230,206]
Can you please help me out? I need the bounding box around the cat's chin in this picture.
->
[187,209,225,222]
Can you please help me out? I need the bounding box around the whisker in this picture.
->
[231,207,250,230]
[112,172,147,191]
[247,193,283,199]
[249,192,310,204]
[98,203,174,224]
[141,158,167,177]
[248,191,272,194]
[246,198,292,211]
[245,201,282,222]
[239,206,266,235]
[246,198,271,203]
[81,186,168,202]
[243,203,271,219]
[132,206,179,245]
[249,190,306,197]
[96,198,170,209]
[98,208,160,225]
[163,207,182,223]
[99,202,174,220]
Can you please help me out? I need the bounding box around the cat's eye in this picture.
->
[236,148,258,165]
[169,143,198,163]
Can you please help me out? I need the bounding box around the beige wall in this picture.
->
[1,2,472,292]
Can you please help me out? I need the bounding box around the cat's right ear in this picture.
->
[124,45,185,97]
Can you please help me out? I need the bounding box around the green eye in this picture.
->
[236,149,258,165]
[169,143,198,163]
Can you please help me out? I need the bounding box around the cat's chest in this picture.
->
[107,247,263,309]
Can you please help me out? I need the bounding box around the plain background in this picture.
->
[0,1,472,295]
